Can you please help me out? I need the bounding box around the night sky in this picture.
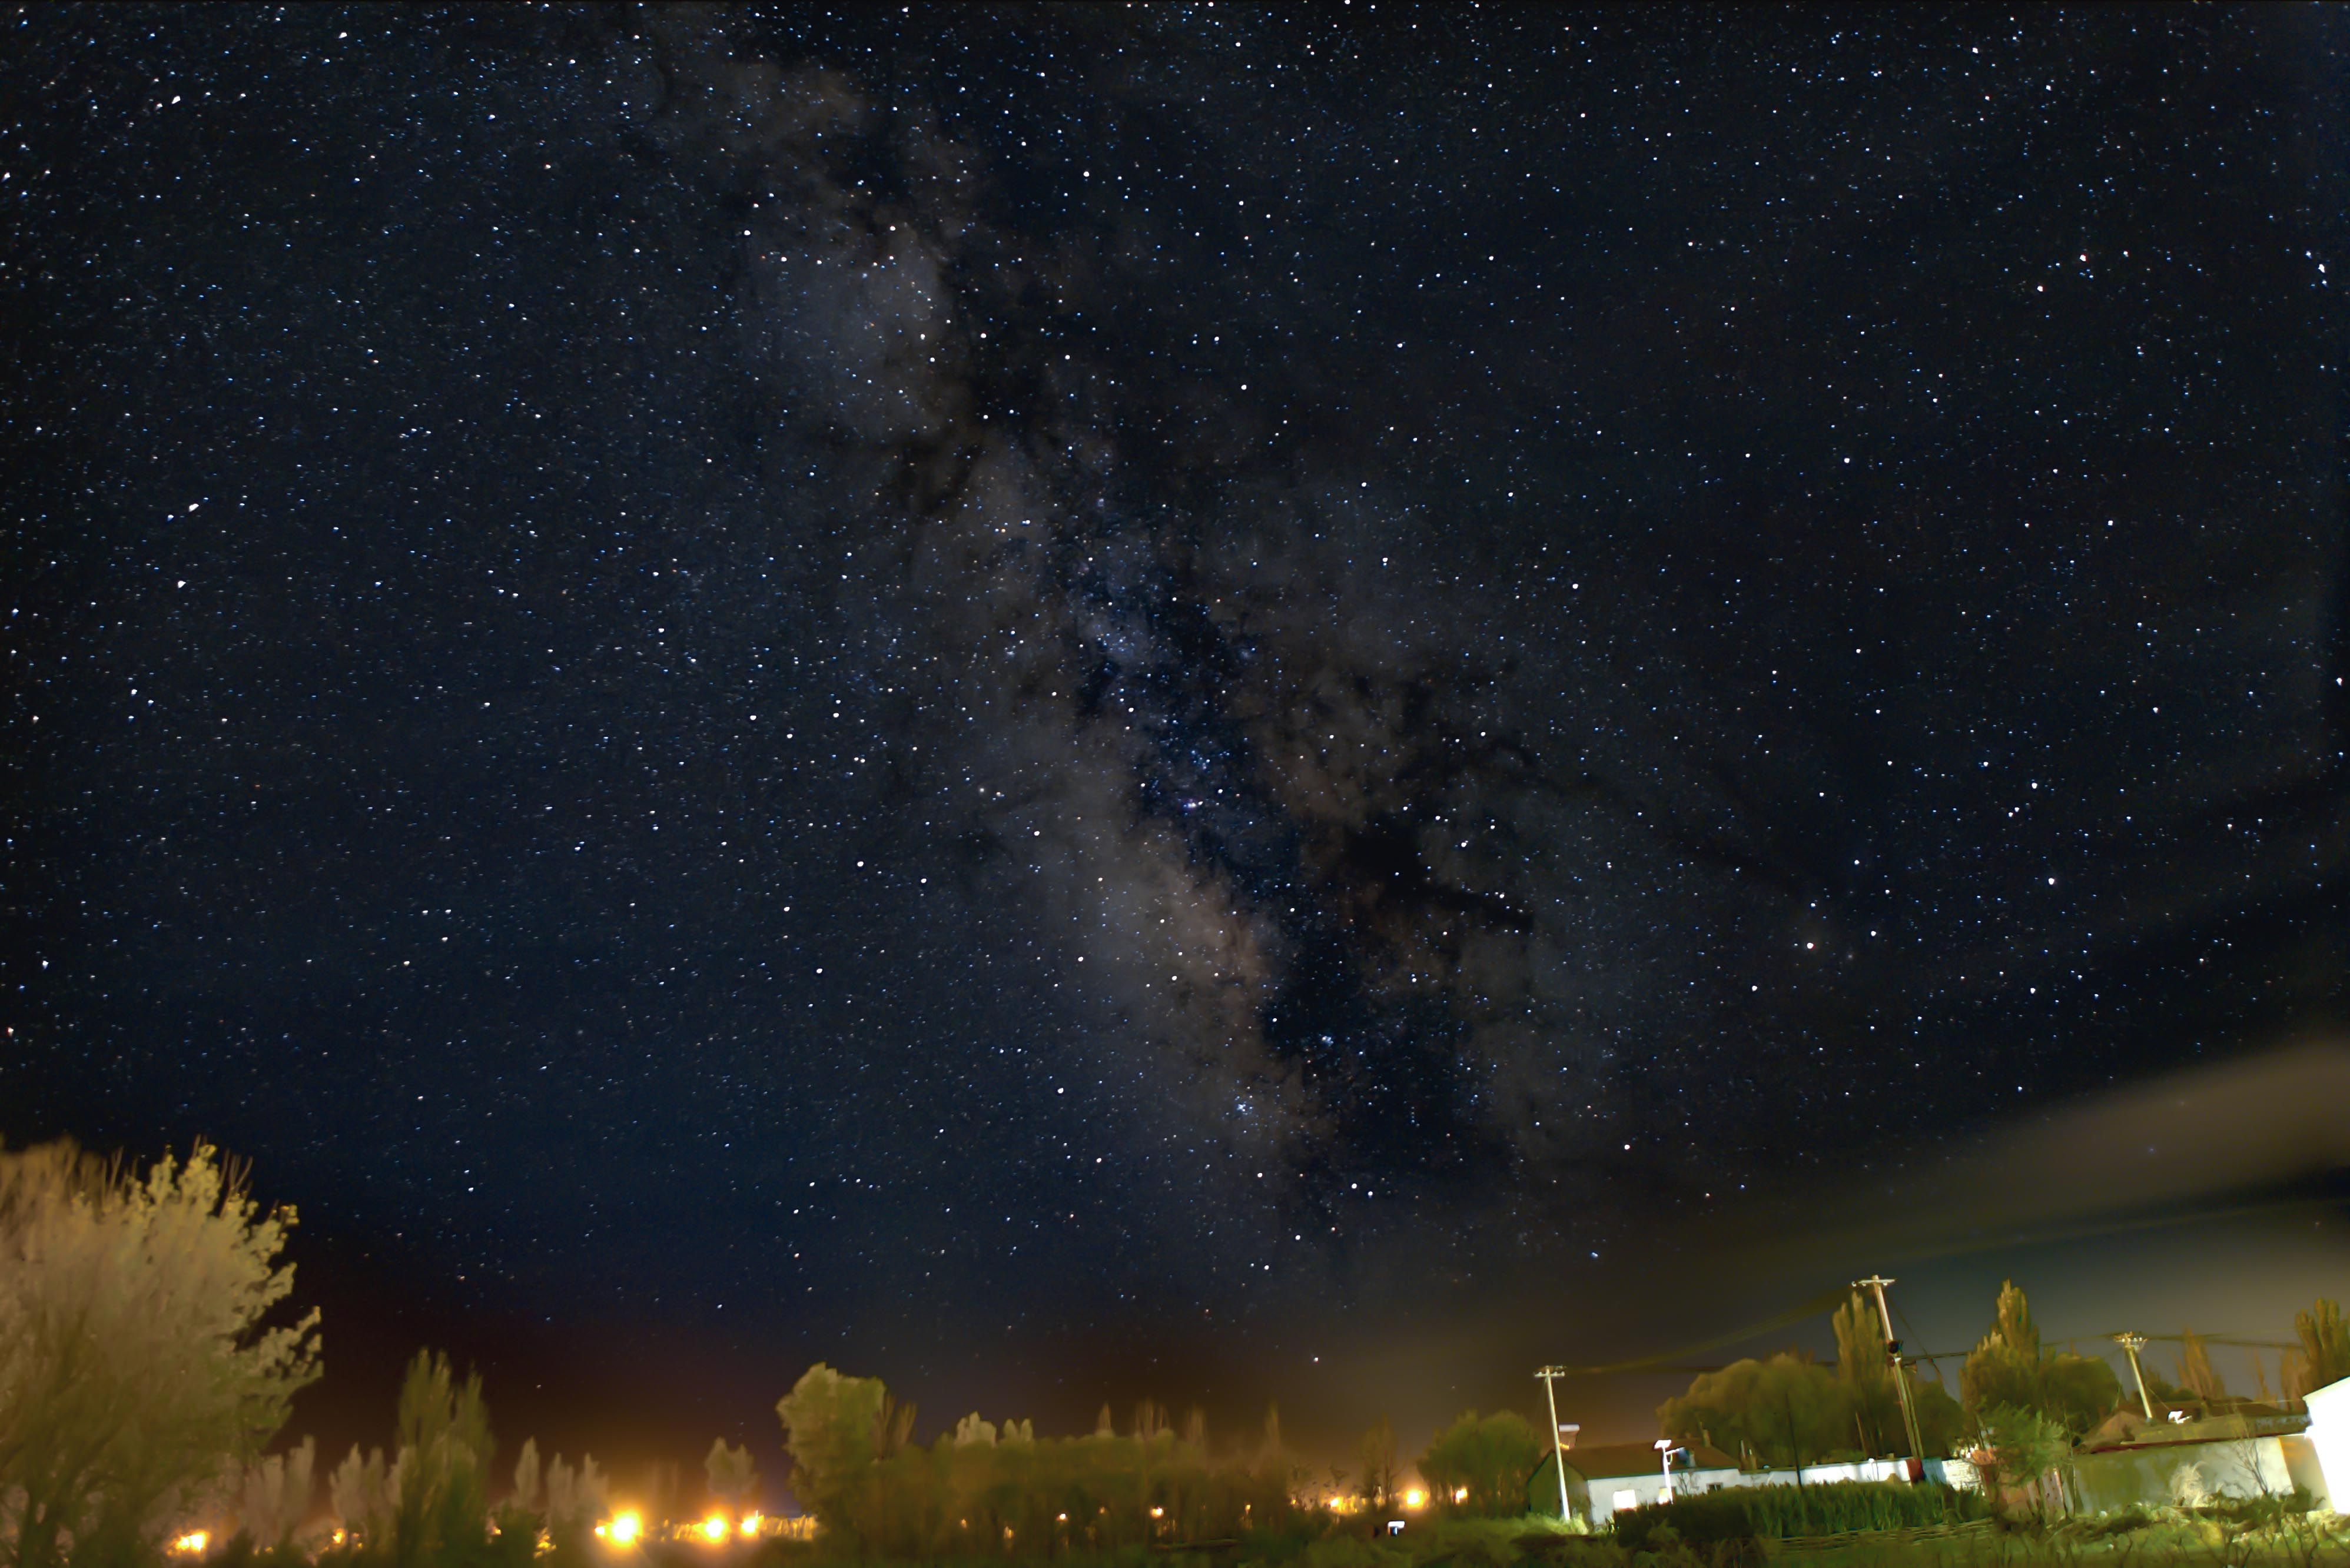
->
[5,5,2347,1480]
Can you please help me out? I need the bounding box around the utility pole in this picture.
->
[1855,1275,1926,1475]
[2113,1333,2155,1420]
[1535,1367,1572,1521]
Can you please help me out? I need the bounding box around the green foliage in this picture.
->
[1831,1294,1898,1456]
[1958,1280,2121,1437]
[1827,1291,1964,1460]
[1908,1377,1964,1460]
[2283,1297,2349,1404]
[235,1438,318,1553]
[1658,1353,1846,1468]
[2176,1332,2227,1403]
[775,1364,888,1530]
[0,1139,320,1568]
[1972,1404,2071,1520]
[706,1438,759,1503]
[774,1365,1298,1557]
[1417,1412,1544,1519]
[1611,1480,1986,1552]
[390,1351,494,1568]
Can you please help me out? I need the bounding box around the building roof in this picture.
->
[1558,1441,1738,1481]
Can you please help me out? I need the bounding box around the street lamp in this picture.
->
[1654,1439,1677,1503]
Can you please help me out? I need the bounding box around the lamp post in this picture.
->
[1855,1275,1926,1476]
[2113,1333,2156,1420]
[1536,1366,1572,1521]
[1654,1439,1677,1503]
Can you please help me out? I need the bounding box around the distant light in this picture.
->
[1451,1487,1469,1504]
[701,1516,728,1544]
[1402,1489,1428,1510]
[171,1533,211,1557]
[739,1514,762,1538]
[602,1511,643,1547]
[1149,1508,1164,1519]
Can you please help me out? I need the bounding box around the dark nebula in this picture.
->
[4,6,2344,1459]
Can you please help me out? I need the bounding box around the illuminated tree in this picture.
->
[2283,1298,2349,1406]
[0,1140,320,1568]
[774,1364,885,1530]
[703,1439,757,1504]
[540,1453,606,1539]
[328,1445,398,1549]
[1971,1405,2070,1521]
[1959,1281,2119,1438]
[1416,1410,1543,1517]
[387,1350,493,1568]
[2176,1331,2227,1404]
[1833,1292,1900,1454]
[1355,1416,1399,1514]
[236,1437,318,1553]
[1659,1353,1846,1469]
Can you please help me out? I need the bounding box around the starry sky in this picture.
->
[5,5,2347,1476]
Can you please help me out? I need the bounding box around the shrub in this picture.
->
[1611,1481,1985,1552]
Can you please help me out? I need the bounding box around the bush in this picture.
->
[1611,1481,1985,1552]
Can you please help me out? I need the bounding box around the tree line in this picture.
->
[7,1140,2348,1567]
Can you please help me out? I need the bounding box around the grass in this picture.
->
[698,1505,2350,1568]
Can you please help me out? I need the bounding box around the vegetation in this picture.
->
[1353,1419,1398,1517]
[1611,1480,1987,1552]
[1416,1413,1545,1520]
[13,1138,2350,1568]
[774,1364,1300,1557]
[1658,1295,1962,1467]
[1957,1281,2120,1439]
[2285,1298,2348,1405]
[0,1141,320,1568]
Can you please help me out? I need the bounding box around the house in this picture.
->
[2071,1400,2328,1513]
[1526,1441,1742,1527]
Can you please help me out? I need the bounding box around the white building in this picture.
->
[2304,1375,2350,1511]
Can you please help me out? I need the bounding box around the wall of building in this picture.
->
[2306,1376,2350,1510]
[2072,1436,2299,1514]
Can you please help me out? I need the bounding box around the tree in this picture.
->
[1958,1281,2119,1438]
[1833,1293,1900,1456]
[2177,1331,2227,1404]
[774,1364,886,1531]
[0,1140,320,1568]
[1959,1281,2041,1418]
[387,1350,493,1568]
[235,1437,317,1553]
[1416,1411,1543,1517]
[703,1439,757,1506]
[1972,1406,2070,1522]
[2283,1298,2349,1406]
[1355,1417,1398,1514]
[1908,1376,1966,1460]
[328,1446,397,1549]
[1659,1353,1846,1469]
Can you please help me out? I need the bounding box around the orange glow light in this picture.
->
[700,1516,728,1544]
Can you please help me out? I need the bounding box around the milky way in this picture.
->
[5,6,2343,1447]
